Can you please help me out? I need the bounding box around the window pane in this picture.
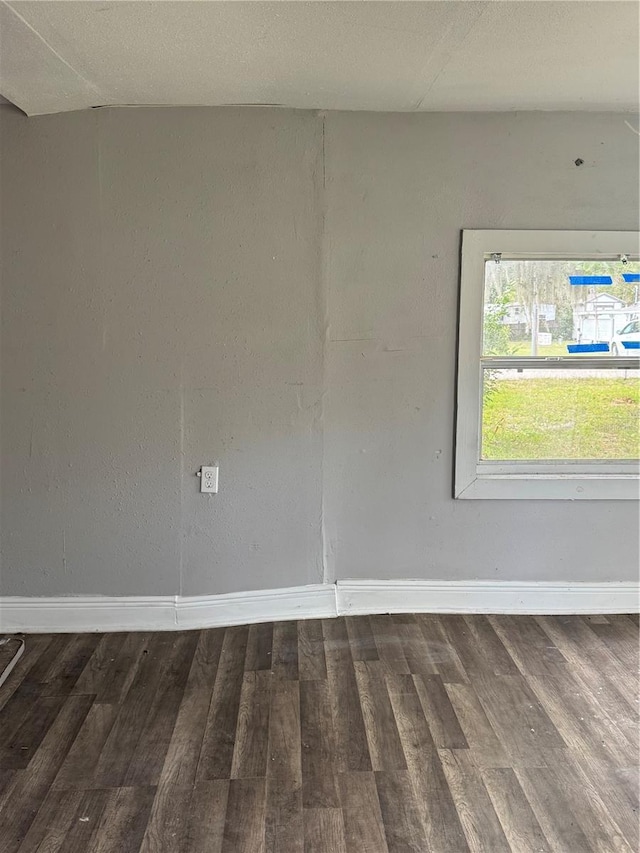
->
[481,368,640,461]
[483,259,640,358]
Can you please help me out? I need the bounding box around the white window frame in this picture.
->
[455,230,640,500]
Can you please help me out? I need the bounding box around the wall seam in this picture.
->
[319,110,332,585]
[178,361,185,598]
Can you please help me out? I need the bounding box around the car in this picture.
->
[610,319,640,355]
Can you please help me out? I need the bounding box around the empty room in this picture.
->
[0,1,638,851]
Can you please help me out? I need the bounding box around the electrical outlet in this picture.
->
[199,465,219,494]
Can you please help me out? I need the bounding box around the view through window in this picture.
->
[481,258,640,462]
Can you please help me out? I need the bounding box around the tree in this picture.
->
[484,258,640,344]
[556,304,574,341]
[482,283,513,402]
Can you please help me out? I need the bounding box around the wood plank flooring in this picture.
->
[0,614,637,852]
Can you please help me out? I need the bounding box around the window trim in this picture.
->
[455,229,640,500]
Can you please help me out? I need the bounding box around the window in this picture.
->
[455,230,640,499]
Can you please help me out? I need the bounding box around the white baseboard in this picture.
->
[177,585,336,630]
[0,584,337,633]
[1,579,637,633]
[337,579,640,616]
[0,596,178,634]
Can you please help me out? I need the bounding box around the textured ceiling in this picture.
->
[1,1,638,116]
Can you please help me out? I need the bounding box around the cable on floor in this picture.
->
[0,637,25,688]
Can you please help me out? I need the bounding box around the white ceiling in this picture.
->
[1,1,638,117]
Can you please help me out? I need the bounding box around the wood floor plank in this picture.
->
[271,621,299,680]
[0,682,44,751]
[267,808,304,853]
[515,765,596,853]
[369,615,410,674]
[562,662,640,752]
[0,768,16,805]
[52,702,119,789]
[196,626,250,781]
[0,775,19,838]
[267,679,301,785]
[15,787,83,853]
[300,679,340,808]
[583,615,640,671]
[354,660,407,772]
[528,671,633,767]
[245,622,274,672]
[438,615,517,678]
[180,780,229,853]
[0,694,94,853]
[444,682,510,769]
[139,779,230,853]
[265,680,303,851]
[461,616,522,676]
[339,772,389,853]
[323,617,372,773]
[346,616,379,661]
[61,789,112,853]
[40,633,103,696]
[303,808,347,853]
[568,754,639,851]
[384,671,419,696]
[124,630,200,787]
[542,752,635,853]
[393,615,439,678]
[21,635,74,688]
[482,767,552,853]
[0,635,52,713]
[488,615,567,675]
[471,673,567,767]
[413,674,469,750]
[85,785,156,853]
[415,615,469,683]
[297,619,327,681]
[71,632,128,695]
[138,785,191,853]
[0,694,66,769]
[157,628,225,790]
[389,687,469,853]
[438,749,511,853]
[583,615,610,624]
[93,632,152,704]
[231,671,271,779]
[375,770,428,853]
[92,632,184,787]
[537,615,638,709]
[221,778,266,853]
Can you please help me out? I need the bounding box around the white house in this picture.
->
[573,293,634,342]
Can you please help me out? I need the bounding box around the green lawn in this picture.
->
[509,341,578,357]
[482,377,640,460]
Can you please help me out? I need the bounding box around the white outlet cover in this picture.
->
[200,465,219,493]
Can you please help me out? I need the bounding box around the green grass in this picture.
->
[482,377,640,460]
[509,341,578,357]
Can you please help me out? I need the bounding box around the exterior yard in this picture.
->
[482,376,640,460]
[510,341,582,357]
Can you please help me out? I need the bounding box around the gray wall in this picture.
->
[1,107,638,597]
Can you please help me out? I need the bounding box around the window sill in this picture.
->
[455,473,640,500]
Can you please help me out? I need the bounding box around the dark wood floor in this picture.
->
[0,614,637,852]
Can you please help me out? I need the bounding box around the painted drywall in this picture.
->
[1,107,638,597]
[1,107,324,596]
[322,111,639,584]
